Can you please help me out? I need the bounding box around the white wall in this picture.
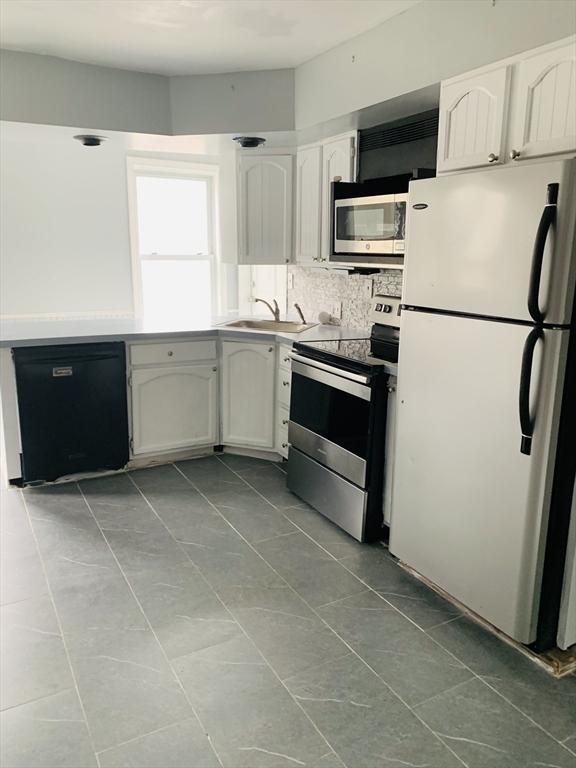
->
[0,49,172,135]
[0,122,135,318]
[170,69,294,134]
[0,123,243,319]
[295,0,576,128]
[0,50,295,136]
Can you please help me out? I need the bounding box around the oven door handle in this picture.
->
[289,353,371,384]
[290,357,372,401]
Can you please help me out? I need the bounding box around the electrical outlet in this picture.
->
[330,302,342,319]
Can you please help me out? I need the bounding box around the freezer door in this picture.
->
[404,160,576,325]
[389,311,569,643]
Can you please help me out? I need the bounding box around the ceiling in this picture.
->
[0,0,421,76]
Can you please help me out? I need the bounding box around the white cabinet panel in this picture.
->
[321,136,355,261]
[295,146,322,264]
[276,406,290,459]
[238,155,293,265]
[437,65,510,172]
[131,365,217,456]
[510,41,576,161]
[130,340,216,367]
[221,341,275,447]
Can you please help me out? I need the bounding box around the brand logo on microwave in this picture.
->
[412,203,428,210]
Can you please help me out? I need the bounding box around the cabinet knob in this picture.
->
[282,380,290,386]
[268,347,274,352]
[282,442,288,449]
[212,367,217,372]
[167,350,174,357]
[487,153,499,163]
[283,357,290,363]
[510,149,521,160]
[282,419,288,425]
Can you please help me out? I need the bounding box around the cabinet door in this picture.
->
[221,341,275,448]
[437,65,510,172]
[510,41,576,162]
[321,135,356,261]
[131,365,217,456]
[295,146,322,264]
[238,155,293,265]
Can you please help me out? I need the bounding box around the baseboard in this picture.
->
[221,445,283,463]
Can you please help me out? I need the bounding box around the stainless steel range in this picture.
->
[287,295,400,542]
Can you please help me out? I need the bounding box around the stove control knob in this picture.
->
[382,305,392,313]
[375,303,383,311]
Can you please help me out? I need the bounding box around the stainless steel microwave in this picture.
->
[331,193,407,267]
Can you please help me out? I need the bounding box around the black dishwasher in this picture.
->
[13,342,129,484]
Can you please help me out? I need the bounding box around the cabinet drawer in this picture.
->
[277,370,292,408]
[130,340,217,367]
[278,344,292,372]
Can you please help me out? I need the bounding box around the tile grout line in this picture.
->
[18,489,102,768]
[164,462,347,763]
[76,482,225,768]
[94,715,200,758]
[224,457,576,758]
[122,472,337,764]
[0,687,77,716]
[182,458,469,768]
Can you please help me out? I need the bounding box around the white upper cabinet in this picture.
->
[295,145,322,265]
[509,41,576,162]
[321,135,356,261]
[437,65,510,172]
[437,37,576,174]
[221,341,275,448]
[131,364,218,456]
[237,155,293,265]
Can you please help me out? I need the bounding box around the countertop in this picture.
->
[0,315,372,349]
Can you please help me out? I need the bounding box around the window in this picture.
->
[128,160,217,322]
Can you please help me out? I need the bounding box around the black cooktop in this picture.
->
[293,337,395,376]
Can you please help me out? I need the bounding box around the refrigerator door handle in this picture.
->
[519,326,543,456]
[527,183,559,323]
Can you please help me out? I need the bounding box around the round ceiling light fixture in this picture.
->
[233,136,266,149]
[73,134,107,147]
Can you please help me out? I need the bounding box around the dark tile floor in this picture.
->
[1,454,575,768]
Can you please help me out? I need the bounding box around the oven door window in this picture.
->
[336,203,395,242]
[290,372,370,459]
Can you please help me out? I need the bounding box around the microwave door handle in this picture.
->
[527,183,558,323]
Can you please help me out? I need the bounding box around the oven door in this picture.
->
[288,356,372,488]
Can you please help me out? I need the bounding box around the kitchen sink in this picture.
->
[223,319,317,333]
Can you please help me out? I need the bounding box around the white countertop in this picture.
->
[0,315,371,348]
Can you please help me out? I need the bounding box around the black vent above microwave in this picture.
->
[359,110,438,182]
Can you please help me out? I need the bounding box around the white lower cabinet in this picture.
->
[221,341,276,448]
[131,364,218,456]
[276,343,292,458]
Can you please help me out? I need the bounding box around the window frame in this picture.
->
[126,157,220,318]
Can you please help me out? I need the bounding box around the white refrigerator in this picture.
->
[390,159,576,649]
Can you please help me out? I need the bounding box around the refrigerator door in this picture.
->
[390,311,569,643]
[404,160,576,325]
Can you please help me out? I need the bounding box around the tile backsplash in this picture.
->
[287,267,403,330]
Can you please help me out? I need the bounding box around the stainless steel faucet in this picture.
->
[294,303,306,324]
[254,297,280,321]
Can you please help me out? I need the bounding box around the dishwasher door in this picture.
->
[13,342,129,484]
